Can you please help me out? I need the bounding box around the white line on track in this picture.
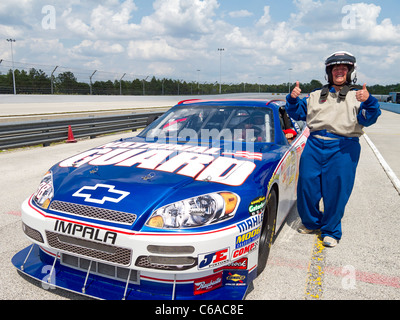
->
[363,133,400,195]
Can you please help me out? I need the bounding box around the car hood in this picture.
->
[47,137,283,230]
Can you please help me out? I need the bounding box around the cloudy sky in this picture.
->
[0,0,399,86]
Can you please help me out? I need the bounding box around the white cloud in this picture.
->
[28,38,66,54]
[290,0,347,30]
[229,10,253,18]
[256,6,271,27]
[262,21,303,55]
[351,3,400,43]
[73,40,124,56]
[225,27,253,48]
[127,38,183,61]
[0,24,23,39]
[64,0,141,40]
[83,58,104,70]
[90,0,140,37]
[148,62,176,76]
[141,0,220,37]
[65,16,95,38]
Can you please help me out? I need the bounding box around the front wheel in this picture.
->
[257,189,277,276]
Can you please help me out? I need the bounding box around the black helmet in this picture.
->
[325,51,357,84]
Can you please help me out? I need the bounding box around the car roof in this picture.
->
[176,98,285,109]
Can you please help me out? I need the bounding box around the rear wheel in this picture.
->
[257,189,277,276]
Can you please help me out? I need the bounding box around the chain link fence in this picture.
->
[2,59,398,96]
[0,59,309,96]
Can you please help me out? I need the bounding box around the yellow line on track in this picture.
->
[304,233,326,300]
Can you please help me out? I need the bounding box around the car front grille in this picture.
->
[61,253,139,284]
[135,255,197,271]
[49,200,137,225]
[46,231,132,266]
[22,223,44,243]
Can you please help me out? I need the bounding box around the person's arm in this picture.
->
[285,82,308,121]
[356,84,381,127]
[357,95,381,126]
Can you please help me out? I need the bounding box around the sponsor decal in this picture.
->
[198,248,230,270]
[54,220,117,245]
[235,226,261,249]
[248,196,266,215]
[281,151,296,187]
[232,242,257,259]
[59,142,256,187]
[223,270,248,286]
[266,173,279,195]
[193,272,223,295]
[73,184,130,204]
[236,214,263,233]
[214,258,248,272]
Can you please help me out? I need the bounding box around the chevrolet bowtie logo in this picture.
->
[72,184,130,204]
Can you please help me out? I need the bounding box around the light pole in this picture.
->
[51,66,58,94]
[197,69,201,94]
[218,48,224,94]
[6,39,16,95]
[142,76,149,95]
[89,70,97,95]
[119,73,126,95]
[288,68,293,94]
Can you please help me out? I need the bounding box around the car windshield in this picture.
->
[139,105,275,143]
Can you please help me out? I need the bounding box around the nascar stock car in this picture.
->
[12,98,309,300]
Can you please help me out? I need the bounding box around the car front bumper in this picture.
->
[12,197,259,300]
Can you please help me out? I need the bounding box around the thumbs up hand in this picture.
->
[356,83,370,102]
[291,81,302,99]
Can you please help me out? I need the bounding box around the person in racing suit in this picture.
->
[285,51,381,247]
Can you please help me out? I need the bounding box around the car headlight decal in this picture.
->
[33,171,54,209]
[219,192,238,214]
[146,192,239,229]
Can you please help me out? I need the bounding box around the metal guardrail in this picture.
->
[0,111,165,150]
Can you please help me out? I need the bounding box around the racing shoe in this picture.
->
[323,236,338,247]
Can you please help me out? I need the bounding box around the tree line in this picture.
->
[0,68,398,95]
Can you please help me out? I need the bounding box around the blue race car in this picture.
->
[12,99,309,300]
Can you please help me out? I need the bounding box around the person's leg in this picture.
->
[320,138,361,241]
[297,138,323,230]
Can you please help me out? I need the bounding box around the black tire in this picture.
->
[257,189,277,276]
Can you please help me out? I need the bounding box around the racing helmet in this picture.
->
[325,51,357,84]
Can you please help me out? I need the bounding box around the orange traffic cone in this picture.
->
[66,125,77,143]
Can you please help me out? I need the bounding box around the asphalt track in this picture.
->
[0,94,399,300]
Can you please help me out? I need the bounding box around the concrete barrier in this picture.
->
[379,102,400,114]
